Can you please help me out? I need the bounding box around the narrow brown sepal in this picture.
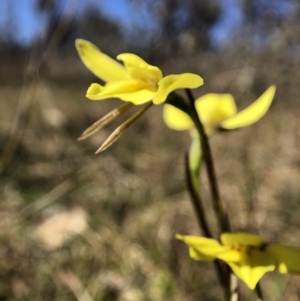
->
[95,102,152,154]
[78,102,133,141]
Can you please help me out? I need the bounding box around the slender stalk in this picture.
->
[184,89,234,299]
[184,153,212,238]
[184,89,230,233]
[184,152,229,292]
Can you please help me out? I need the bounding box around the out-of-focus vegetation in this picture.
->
[1,0,300,300]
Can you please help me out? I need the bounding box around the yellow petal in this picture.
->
[153,74,204,105]
[112,90,156,105]
[221,233,264,247]
[86,80,152,101]
[195,93,237,134]
[86,83,155,104]
[217,249,241,262]
[75,39,130,82]
[228,261,275,290]
[267,244,300,274]
[176,234,230,261]
[227,248,275,289]
[86,83,104,98]
[163,104,194,131]
[220,85,276,130]
[117,53,162,85]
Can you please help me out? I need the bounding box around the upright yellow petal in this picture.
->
[117,53,162,85]
[267,244,300,274]
[221,233,264,247]
[195,94,237,134]
[75,39,130,82]
[163,104,194,130]
[220,85,276,130]
[153,74,204,105]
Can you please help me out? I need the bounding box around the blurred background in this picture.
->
[1,0,300,300]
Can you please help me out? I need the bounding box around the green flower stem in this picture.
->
[185,151,229,291]
[184,150,211,238]
[184,89,230,234]
[184,88,233,299]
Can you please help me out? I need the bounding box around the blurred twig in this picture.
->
[10,179,74,223]
[1,156,103,227]
[58,270,94,301]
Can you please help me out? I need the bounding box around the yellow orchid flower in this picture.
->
[177,232,300,290]
[164,86,276,135]
[75,39,203,105]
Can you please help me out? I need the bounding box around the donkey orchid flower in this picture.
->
[164,86,276,135]
[177,232,300,290]
[75,39,203,105]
